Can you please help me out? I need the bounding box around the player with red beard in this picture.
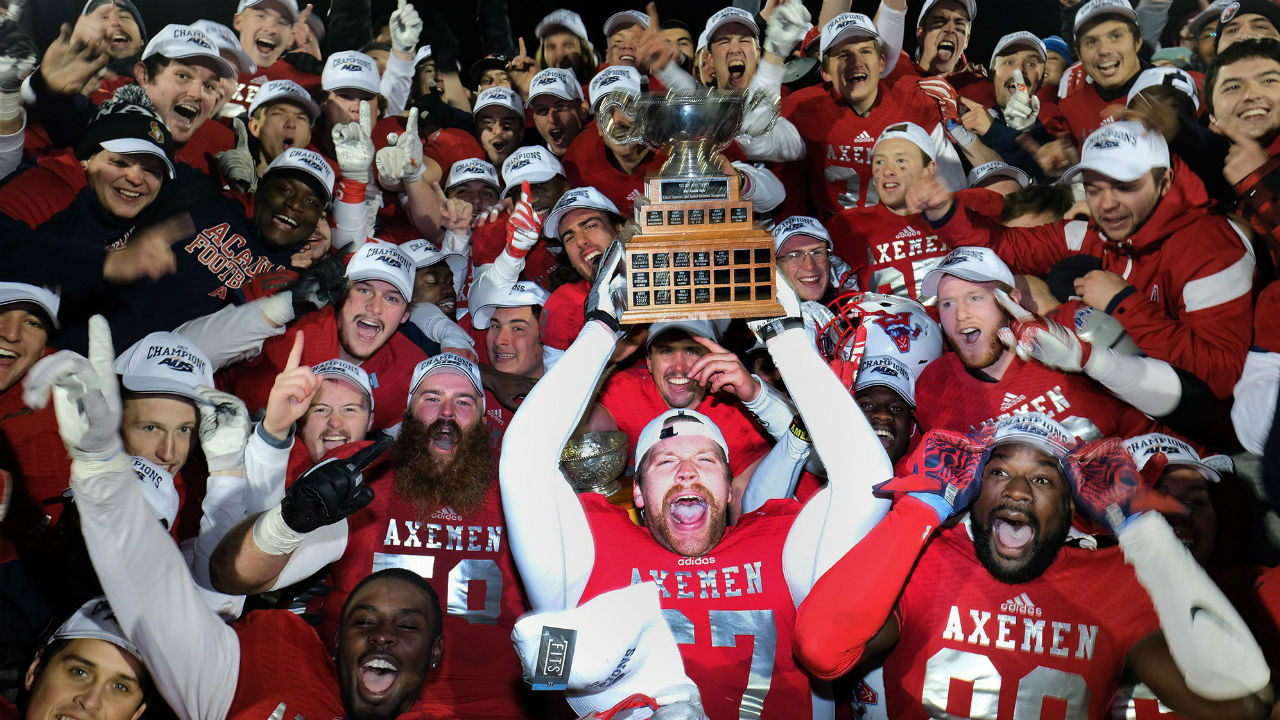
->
[783,13,964,219]
[211,353,532,719]
[500,246,894,720]
[794,413,1273,720]
[912,247,1158,440]
[827,122,1004,304]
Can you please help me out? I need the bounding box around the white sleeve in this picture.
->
[734,162,786,214]
[331,190,371,251]
[1119,512,1271,699]
[740,374,796,442]
[190,470,252,615]
[652,62,699,92]
[1083,349,1182,418]
[72,459,240,720]
[270,520,350,589]
[380,52,416,117]
[930,122,967,191]
[174,300,288,371]
[465,253,524,330]
[874,1,908,77]
[499,320,615,611]
[0,109,25,181]
[775,326,892,605]
[409,302,476,349]
[1232,350,1280,454]
[243,423,292,513]
[736,60,804,162]
[741,428,810,514]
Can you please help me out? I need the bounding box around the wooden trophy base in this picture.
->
[619,175,785,324]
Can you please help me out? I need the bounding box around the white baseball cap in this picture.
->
[967,161,1032,189]
[130,455,179,528]
[990,412,1075,459]
[873,121,937,162]
[312,358,374,408]
[263,147,335,202]
[634,408,729,467]
[501,146,565,197]
[445,158,500,191]
[704,7,759,39]
[1073,0,1138,33]
[647,318,729,347]
[408,353,485,406]
[854,354,916,407]
[536,9,594,50]
[401,238,469,285]
[918,0,977,26]
[604,10,650,38]
[1124,433,1233,482]
[235,0,298,23]
[413,45,433,66]
[322,50,381,94]
[142,24,236,79]
[528,68,584,103]
[345,243,415,301]
[544,186,621,239]
[696,27,710,51]
[589,66,642,110]
[114,331,214,402]
[190,20,255,75]
[1127,66,1199,111]
[470,280,551,328]
[248,79,321,121]
[920,246,1016,296]
[0,282,60,328]
[473,86,525,119]
[52,598,141,660]
[1062,120,1170,184]
[771,215,832,252]
[989,31,1046,67]
[820,13,878,55]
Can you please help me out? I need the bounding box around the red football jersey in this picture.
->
[914,352,1157,439]
[827,189,1004,304]
[540,281,588,352]
[321,445,531,718]
[228,62,323,114]
[598,365,772,478]
[226,610,346,720]
[885,523,1159,719]
[1057,81,1125,145]
[784,81,943,218]
[217,307,427,431]
[0,367,71,537]
[562,123,667,216]
[424,128,486,178]
[579,494,812,720]
[468,211,560,289]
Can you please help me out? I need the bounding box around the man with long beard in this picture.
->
[210,353,532,719]
[793,413,1273,719]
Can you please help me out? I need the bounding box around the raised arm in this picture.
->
[25,316,240,720]
[499,242,631,611]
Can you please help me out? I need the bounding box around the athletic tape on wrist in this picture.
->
[252,504,306,555]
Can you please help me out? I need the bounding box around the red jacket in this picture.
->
[934,160,1254,397]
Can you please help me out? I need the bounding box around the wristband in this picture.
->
[335,177,367,204]
[757,317,804,343]
[788,416,811,443]
[587,310,621,334]
[252,504,306,555]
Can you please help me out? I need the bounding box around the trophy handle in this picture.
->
[741,90,781,138]
[596,93,642,145]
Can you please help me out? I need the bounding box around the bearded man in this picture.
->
[210,353,531,719]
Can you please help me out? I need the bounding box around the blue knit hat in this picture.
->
[1043,35,1073,64]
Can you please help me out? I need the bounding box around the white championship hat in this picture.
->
[919,0,977,26]
[322,50,380,94]
[704,7,759,39]
[989,412,1075,459]
[469,280,551,329]
[921,247,1016,297]
[263,147,335,202]
[544,186,620,239]
[1124,432,1234,482]
[51,597,141,659]
[248,78,321,121]
[589,65,643,111]
[501,146,565,197]
[854,354,917,407]
[771,215,832,252]
[142,24,236,79]
[1062,120,1170,184]
[345,243,415,300]
[873,121,937,162]
[1073,0,1138,32]
[446,158,500,191]
[1127,66,1200,112]
[114,331,214,403]
[633,408,729,467]
[312,358,374,408]
[190,20,255,75]
[236,0,299,23]
[989,31,1046,67]
[604,9,650,38]
[0,282,60,328]
[536,9,594,50]
[473,86,525,119]
[408,353,485,407]
[967,161,1032,189]
[820,13,878,55]
[528,68,584,103]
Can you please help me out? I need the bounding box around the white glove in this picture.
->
[994,289,1089,372]
[332,100,375,184]
[583,239,628,333]
[1003,70,1040,132]
[23,315,124,470]
[0,11,36,120]
[389,0,422,55]
[217,117,258,194]
[504,182,541,259]
[375,109,424,185]
[195,385,251,474]
[763,0,810,58]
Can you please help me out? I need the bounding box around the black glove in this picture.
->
[280,434,390,533]
[285,253,349,317]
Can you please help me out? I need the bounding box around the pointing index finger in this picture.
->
[518,36,527,58]
[993,288,1034,320]
[285,330,305,370]
[646,2,661,27]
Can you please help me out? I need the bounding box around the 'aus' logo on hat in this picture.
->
[596,73,623,87]
[940,247,984,267]
[368,248,407,269]
[535,74,561,86]
[290,150,327,173]
[873,312,922,353]
[158,356,195,373]
[339,59,371,72]
[508,156,534,171]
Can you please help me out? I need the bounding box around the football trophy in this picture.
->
[596,88,784,323]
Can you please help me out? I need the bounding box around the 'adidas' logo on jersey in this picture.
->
[895,225,920,239]
[1001,592,1042,617]
[854,130,874,143]
[999,393,1026,412]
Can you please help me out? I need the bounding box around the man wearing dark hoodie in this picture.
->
[910,120,1254,399]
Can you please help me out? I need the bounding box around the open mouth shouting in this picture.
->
[107,29,134,53]
[546,125,567,147]
[934,39,956,62]
[255,32,281,58]
[488,138,509,157]
[726,59,747,85]
[0,347,17,370]
[428,419,462,454]
[844,67,871,92]
[667,490,711,531]
[357,654,401,700]
[353,315,384,345]
[582,247,604,274]
[1092,57,1122,79]
[990,506,1037,559]
[321,430,352,452]
[168,99,203,135]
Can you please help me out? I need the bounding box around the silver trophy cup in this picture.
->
[559,431,629,496]
[596,88,780,177]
